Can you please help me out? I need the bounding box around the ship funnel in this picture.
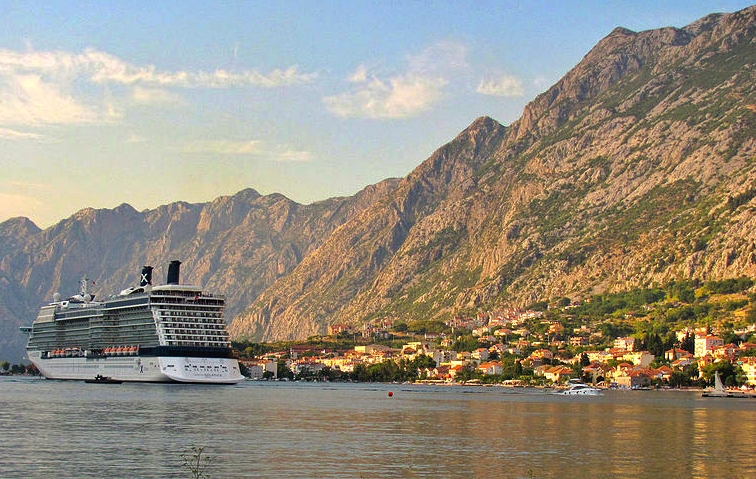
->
[140,266,153,286]
[166,260,181,285]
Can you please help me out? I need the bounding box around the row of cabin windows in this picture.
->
[164,338,229,346]
[161,311,222,320]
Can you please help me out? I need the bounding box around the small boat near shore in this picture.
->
[555,380,603,396]
[84,374,122,384]
[701,371,748,398]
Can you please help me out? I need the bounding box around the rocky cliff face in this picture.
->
[229,5,756,340]
[0,180,398,362]
[2,6,755,361]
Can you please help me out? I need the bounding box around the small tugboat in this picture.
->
[84,374,122,384]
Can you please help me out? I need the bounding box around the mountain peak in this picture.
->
[0,216,40,235]
[608,26,636,37]
[232,188,262,201]
[228,5,756,341]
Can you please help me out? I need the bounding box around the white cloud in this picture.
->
[476,74,524,97]
[273,146,313,162]
[324,73,447,119]
[348,65,368,83]
[131,86,185,105]
[76,49,317,88]
[0,48,318,89]
[325,41,468,120]
[0,126,43,140]
[408,41,469,74]
[183,139,262,155]
[181,138,312,162]
[0,73,99,125]
[0,47,318,129]
[126,133,147,144]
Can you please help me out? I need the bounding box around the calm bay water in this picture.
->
[1,377,755,478]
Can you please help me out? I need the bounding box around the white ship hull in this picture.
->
[28,350,244,384]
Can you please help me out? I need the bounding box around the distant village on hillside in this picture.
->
[239,308,756,389]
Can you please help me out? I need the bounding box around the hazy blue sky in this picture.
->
[1,1,752,228]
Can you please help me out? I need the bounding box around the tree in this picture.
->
[642,333,665,358]
[668,370,690,388]
[391,322,408,333]
[366,360,400,382]
[277,360,294,380]
[410,354,436,371]
[451,335,480,352]
[680,332,695,354]
[454,363,482,383]
[500,357,521,380]
[721,331,741,346]
[580,353,590,367]
[351,363,369,382]
[1,361,9,373]
[317,366,336,381]
[701,360,742,387]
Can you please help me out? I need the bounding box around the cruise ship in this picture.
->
[21,261,244,383]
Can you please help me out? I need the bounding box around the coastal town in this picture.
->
[237,278,756,391]
[5,277,756,391]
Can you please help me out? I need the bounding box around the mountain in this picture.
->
[0,181,398,362]
[228,6,756,340]
[2,6,755,361]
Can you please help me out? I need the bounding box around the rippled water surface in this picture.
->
[1,378,755,478]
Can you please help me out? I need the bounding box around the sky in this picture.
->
[1,1,753,228]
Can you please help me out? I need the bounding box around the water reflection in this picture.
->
[2,379,756,478]
[691,404,756,478]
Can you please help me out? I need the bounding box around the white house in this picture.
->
[694,335,724,358]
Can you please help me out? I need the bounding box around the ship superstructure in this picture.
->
[21,261,244,383]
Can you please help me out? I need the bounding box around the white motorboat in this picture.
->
[556,381,603,396]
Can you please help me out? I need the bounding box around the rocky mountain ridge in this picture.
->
[1,6,755,361]
[0,180,398,362]
[229,5,756,340]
